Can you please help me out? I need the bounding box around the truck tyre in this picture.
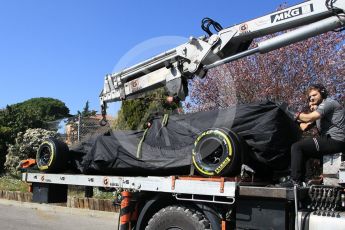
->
[36,138,69,173]
[192,128,241,177]
[145,205,211,230]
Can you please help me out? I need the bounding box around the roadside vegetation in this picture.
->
[0,174,29,192]
[0,99,114,200]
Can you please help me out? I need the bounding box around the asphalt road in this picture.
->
[0,199,118,230]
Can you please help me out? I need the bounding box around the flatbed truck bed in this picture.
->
[23,172,332,230]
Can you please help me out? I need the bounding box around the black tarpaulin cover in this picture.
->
[71,101,301,175]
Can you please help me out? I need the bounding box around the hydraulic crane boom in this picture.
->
[99,0,344,119]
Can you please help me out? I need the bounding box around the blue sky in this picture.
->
[0,0,301,116]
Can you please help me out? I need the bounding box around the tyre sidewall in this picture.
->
[36,138,68,172]
[192,128,241,176]
[36,140,57,172]
[145,205,210,230]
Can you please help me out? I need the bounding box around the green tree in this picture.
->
[12,97,70,122]
[114,88,180,130]
[0,97,70,173]
[0,126,11,174]
[78,100,97,117]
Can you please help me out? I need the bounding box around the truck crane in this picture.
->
[22,0,345,229]
[99,0,345,122]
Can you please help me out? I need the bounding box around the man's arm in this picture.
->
[299,121,315,131]
[297,111,321,123]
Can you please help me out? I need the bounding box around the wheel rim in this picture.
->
[199,137,224,166]
[196,136,228,172]
[38,146,51,166]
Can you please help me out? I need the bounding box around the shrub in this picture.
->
[4,128,58,174]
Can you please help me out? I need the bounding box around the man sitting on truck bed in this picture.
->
[280,84,345,187]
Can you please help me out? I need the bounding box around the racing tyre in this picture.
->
[36,138,69,173]
[145,205,211,230]
[192,128,241,177]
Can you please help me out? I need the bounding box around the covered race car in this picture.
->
[36,101,301,177]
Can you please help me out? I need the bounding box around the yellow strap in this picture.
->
[162,114,169,127]
[137,128,149,159]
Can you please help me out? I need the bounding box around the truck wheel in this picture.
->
[145,205,211,230]
[192,128,241,177]
[36,138,69,173]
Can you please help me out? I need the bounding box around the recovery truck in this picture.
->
[22,0,345,229]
